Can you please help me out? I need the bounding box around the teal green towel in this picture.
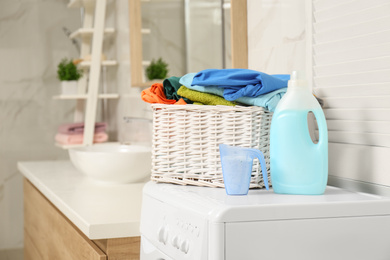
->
[163,76,193,103]
[177,86,236,106]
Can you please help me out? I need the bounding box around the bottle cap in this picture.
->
[288,70,309,89]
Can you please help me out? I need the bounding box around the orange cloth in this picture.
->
[174,98,187,105]
[141,83,187,105]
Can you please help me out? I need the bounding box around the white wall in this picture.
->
[247,0,390,195]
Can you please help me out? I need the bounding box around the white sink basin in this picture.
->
[69,142,152,184]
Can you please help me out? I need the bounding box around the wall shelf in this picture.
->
[55,142,85,149]
[70,28,115,39]
[56,0,118,148]
[53,93,119,100]
[79,60,118,67]
[142,60,151,66]
[69,28,148,39]
[141,28,151,34]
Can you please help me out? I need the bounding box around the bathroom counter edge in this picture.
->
[18,160,145,240]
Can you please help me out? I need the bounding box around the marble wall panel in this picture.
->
[0,0,149,250]
[0,0,81,250]
[247,0,307,74]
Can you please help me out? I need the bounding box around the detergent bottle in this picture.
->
[270,71,328,195]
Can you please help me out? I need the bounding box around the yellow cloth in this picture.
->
[177,86,236,106]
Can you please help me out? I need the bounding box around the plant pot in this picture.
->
[61,81,79,95]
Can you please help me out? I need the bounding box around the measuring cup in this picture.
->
[219,144,269,195]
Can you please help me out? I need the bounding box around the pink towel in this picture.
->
[57,122,107,135]
[55,132,108,145]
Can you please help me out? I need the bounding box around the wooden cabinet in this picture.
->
[24,179,140,260]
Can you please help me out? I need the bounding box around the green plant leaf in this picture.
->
[146,57,169,80]
[57,58,83,81]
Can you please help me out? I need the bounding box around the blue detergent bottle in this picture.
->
[270,71,328,195]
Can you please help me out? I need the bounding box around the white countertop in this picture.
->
[18,160,145,240]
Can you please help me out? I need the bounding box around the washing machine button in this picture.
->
[158,226,168,244]
[171,235,180,249]
[180,239,190,254]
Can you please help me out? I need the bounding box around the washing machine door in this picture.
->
[141,236,173,260]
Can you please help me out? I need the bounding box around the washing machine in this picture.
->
[140,181,390,260]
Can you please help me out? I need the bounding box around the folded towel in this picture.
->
[163,76,193,103]
[141,83,187,105]
[55,132,108,145]
[233,88,286,112]
[177,86,236,106]
[192,69,289,101]
[181,72,286,112]
[58,122,107,135]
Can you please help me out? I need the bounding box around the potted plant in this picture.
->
[145,57,169,81]
[57,58,83,95]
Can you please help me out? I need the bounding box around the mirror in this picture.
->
[129,0,247,86]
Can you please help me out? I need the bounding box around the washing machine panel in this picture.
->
[140,182,390,260]
[141,236,173,260]
[225,216,390,260]
[140,194,209,260]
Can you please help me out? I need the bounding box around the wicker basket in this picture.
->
[151,104,272,188]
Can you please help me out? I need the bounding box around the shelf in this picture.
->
[142,60,151,66]
[70,28,115,39]
[53,93,120,100]
[98,93,120,99]
[55,142,85,149]
[63,0,117,147]
[141,28,151,34]
[79,60,118,68]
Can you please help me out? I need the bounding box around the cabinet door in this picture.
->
[24,179,106,260]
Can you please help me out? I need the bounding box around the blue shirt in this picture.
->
[192,69,289,101]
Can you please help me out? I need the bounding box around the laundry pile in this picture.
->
[55,122,108,145]
[141,69,289,112]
